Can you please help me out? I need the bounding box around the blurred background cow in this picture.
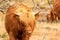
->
[46,0,60,22]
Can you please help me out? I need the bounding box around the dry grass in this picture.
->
[0,13,60,40]
[30,22,60,40]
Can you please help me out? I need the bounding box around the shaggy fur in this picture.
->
[53,0,60,20]
[5,2,38,40]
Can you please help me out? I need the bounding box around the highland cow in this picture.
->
[5,2,39,40]
[46,0,60,22]
[52,0,60,21]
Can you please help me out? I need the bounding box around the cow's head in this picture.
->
[6,2,40,38]
[7,2,40,21]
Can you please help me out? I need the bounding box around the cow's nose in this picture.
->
[26,30,32,35]
[25,26,32,35]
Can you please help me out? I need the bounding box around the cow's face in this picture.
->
[5,2,40,40]
[7,2,40,34]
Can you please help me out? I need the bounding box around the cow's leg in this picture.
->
[56,16,58,22]
[9,32,16,40]
[54,14,58,22]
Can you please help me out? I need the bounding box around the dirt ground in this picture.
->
[0,13,60,40]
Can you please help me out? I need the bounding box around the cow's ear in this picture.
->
[35,13,39,20]
[34,11,40,20]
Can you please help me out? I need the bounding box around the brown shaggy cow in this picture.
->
[46,9,58,22]
[5,2,39,40]
[52,0,60,21]
[46,0,60,22]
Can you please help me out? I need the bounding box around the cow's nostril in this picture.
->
[26,31,32,35]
